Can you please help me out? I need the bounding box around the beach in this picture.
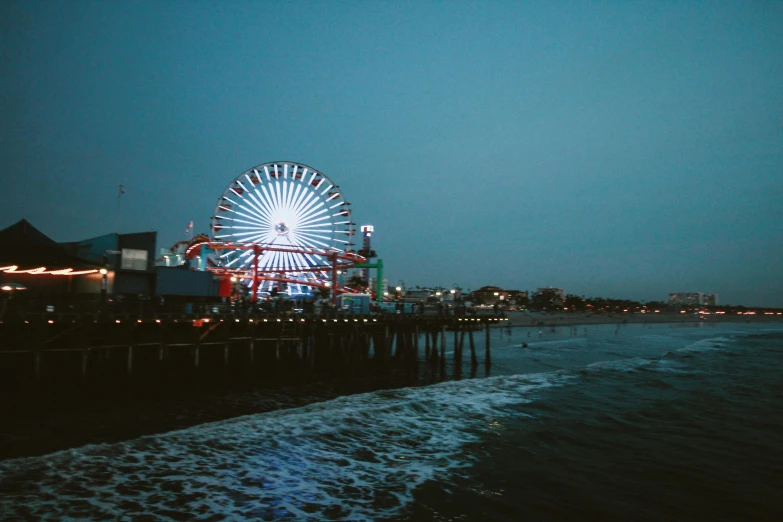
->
[502,310,783,327]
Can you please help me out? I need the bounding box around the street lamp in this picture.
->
[1,283,27,304]
[99,268,109,311]
[1,283,27,292]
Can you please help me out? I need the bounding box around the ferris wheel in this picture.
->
[210,161,354,294]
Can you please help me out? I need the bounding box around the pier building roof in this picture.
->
[0,219,100,269]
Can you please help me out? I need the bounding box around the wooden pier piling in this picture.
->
[485,323,491,367]
[126,345,134,375]
[469,328,477,367]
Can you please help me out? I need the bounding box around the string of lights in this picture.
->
[0,265,100,276]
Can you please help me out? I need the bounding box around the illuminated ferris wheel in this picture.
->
[210,161,354,294]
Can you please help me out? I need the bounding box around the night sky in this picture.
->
[2,2,781,306]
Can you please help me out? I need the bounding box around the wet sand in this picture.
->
[501,310,783,328]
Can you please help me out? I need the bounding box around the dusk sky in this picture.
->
[2,1,781,306]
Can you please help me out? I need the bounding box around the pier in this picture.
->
[0,314,507,395]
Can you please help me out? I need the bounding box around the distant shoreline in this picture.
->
[500,311,783,328]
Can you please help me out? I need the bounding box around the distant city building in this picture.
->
[702,293,719,306]
[668,292,718,306]
[469,286,503,304]
[404,288,432,301]
[531,287,566,310]
[403,287,460,302]
[536,287,565,301]
[469,286,528,305]
[505,290,528,305]
[668,292,702,306]
[668,292,701,306]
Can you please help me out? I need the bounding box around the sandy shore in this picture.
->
[500,311,783,328]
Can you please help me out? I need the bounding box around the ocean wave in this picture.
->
[676,337,734,353]
[650,359,695,375]
[584,357,656,373]
[0,373,571,521]
[514,338,589,350]
[583,356,697,376]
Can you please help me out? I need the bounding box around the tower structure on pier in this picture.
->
[359,225,376,283]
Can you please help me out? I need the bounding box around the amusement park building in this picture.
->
[0,219,104,296]
[63,231,158,296]
[0,219,219,304]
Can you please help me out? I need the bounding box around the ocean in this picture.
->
[1,322,782,521]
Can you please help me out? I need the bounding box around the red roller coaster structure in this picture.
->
[184,241,366,303]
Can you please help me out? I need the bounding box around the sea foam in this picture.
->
[0,372,569,521]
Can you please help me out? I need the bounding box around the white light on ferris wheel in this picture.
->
[210,161,355,294]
